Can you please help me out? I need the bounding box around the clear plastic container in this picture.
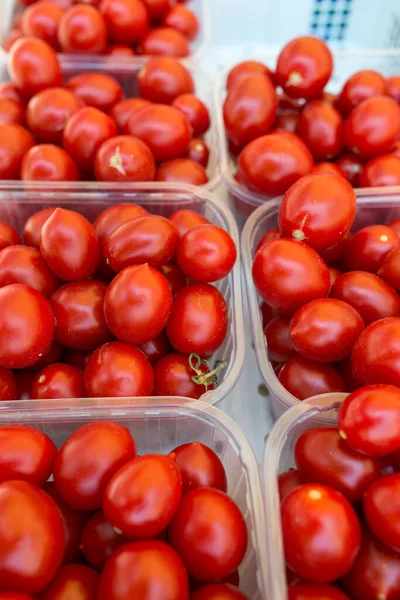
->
[0,0,209,63]
[215,49,400,220]
[0,181,244,406]
[242,189,400,418]
[0,395,268,598]
[0,52,219,191]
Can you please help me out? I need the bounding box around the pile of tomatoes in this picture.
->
[252,170,400,401]
[0,38,211,185]
[0,201,236,401]
[4,0,199,58]
[0,422,249,598]
[224,35,400,198]
[279,383,400,600]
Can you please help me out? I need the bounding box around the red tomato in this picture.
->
[153,352,208,398]
[15,371,34,400]
[0,593,35,600]
[100,0,149,44]
[65,349,91,370]
[252,239,330,315]
[98,540,189,600]
[344,96,400,159]
[162,5,199,40]
[223,75,277,148]
[172,94,210,136]
[226,60,272,91]
[288,582,350,600]
[155,158,208,184]
[0,123,35,179]
[0,222,20,250]
[8,37,62,97]
[32,363,85,399]
[0,480,65,594]
[169,442,227,493]
[137,56,194,104]
[335,152,363,187]
[21,1,65,48]
[159,262,187,295]
[0,245,59,297]
[0,98,25,125]
[364,473,400,552]
[41,564,99,600]
[139,331,170,364]
[142,0,173,20]
[256,229,281,252]
[360,154,400,187]
[2,29,24,53]
[67,73,123,112]
[281,483,361,582]
[26,339,64,373]
[94,135,156,181]
[139,27,190,58]
[343,224,399,273]
[192,584,248,600]
[0,82,24,103]
[279,173,356,252]
[126,104,191,162]
[169,487,247,581]
[336,70,387,116]
[328,266,342,288]
[23,207,56,248]
[53,421,136,510]
[58,5,107,53]
[110,98,151,132]
[81,510,127,570]
[104,44,136,56]
[104,264,172,344]
[168,208,210,237]
[238,133,313,196]
[297,100,344,160]
[275,36,333,99]
[312,162,345,177]
[338,383,400,455]
[22,144,80,181]
[27,87,83,144]
[272,111,301,134]
[278,354,346,400]
[63,106,118,173]
[278,469,303,502]
[387,75,400,103]
[186,138,209,167]
[378,244,400,290]
[0,366,16,401]
[331,270,400,325]
[166,283,228,356]
[264,314,295,363]
[94,202,148,243]
[84,341,154,397]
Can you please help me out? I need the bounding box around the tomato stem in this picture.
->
[287,71,303,86]
[188,353,227,390]
[292,229,305,241]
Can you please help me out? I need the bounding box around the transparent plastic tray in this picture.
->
[214,49,400,219]
[0,396,268,599]
[0,182,244,406]
[0,0,209,63]
[0,52,219,191]
[242,189,400,418]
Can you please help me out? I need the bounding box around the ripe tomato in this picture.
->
[104,44,136,56]
[192,584,248,600]
[273,111,301,134]
[93,202,148,243]
[172,94,210,136]
[15,371,34,400]
[104,264,172,345]
[335,152,363,187]
[187,138,209,167]
[364,473,400,552]
[26,339,64,373]
[0,223,19,251]
[278,469,303,502]
[343,224,399,273]
[387,75,400,103]
[0,123,35,179]
[67,73,123,113]
[166,283,228,356]
[0,480,65,594]
[159,262,187,295]
[21,144,80,181]
[360,154,400,187]
[264,315,295,363]
[23,207,56,248]
[168,208,210,237]
[336,70,387,116]
[288,582,350,600]
[153,352,208,398]
[139,27,190,57]
[126,104,191,162]
[312,162,345,177]
[2,29,24,53]
[297,100,344,160]
[21,1,65,48]
[41,564,99,600]
[94,135,156,181]
[0,82,24,103]
[0,593,36,600]
[110,98,151,132]
[0,366,16,401]
[137,56,194,104]
[81,510,128,570]
[58,5,107,53]
[100,0,149,44]
[27,87,83,144]
[169,442,227,493]
[378,244,400,290]
[142,0,173,20]
[275,36,333,99]
[162,5,199,41]
[98,540,189,600]
[84,341,154,397]
[226,60,272,90]
[32,363,85,399]
[0,98,25,125]
[155,158,208,184]
[278,355,346,400]
[139,331,170,363]
[0,245,59,297]
[8,37,62,97]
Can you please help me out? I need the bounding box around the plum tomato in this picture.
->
[32,363,85,399]
[168,208,210,237]
[53,421,136,510]
[94,202,148,243]
[186,138,210,167]
[238,132,313,196]
[0,480,65,594]
[21,1,65,48]
[278,469,303,502]
[15,371,34,400]
[223,74,277,148]
[104,44,136,56]
[387,75,400,103]
[41,564,99,600]
[110,98,151,132]
[58,5,107,53]
[252,239,330,315]
[159,262,187,295]
[296,100,344,160]
[21,144,80,182]
[360,154,400,187]
[328,266,342,288]
[0,82,23,103]
[226,60,272,91]
[169,442,227,493]
[155,158,208,185]
[126,104,191,162]
[0,245,59,297]
[192,584,248,600]
[23,207,56,248]
[378,244,400,290]
[8,38,62,97]
[81,510,128,570]
[364,473,400,552]
[273,111,301,133]
[104,264,173,345]
[275,36,333,99]
[139,27,190,58]
[84,341,154,397]
[338,383,400,455]
[166,283,228,357]
[169,487,247,581]
[2,29,24,53]
[142,0,173,20]
[336,70,387,116]
[312,162,345,177]
[51,280,112,350]
[67,73,123,113]
[287,582,351,600]
[278,355,346,400]
[0,123,35,179]
[0,283,54,369]
[0,223,20,251]
[172,94,209,135]
[0,98,25,125]
[162,5,199,41]
[343,224,399,273]
[137,56,194,104]
[264,315,296,363]
[40,208,100,281]
[98,540,190,600]
[278,172,356,252]
[153,352,209,398]
[256,228,281,252]
[139,331,170,364]
[94,135,156,182]
[99,0,149,45]
[335,152,364,187]
[27,87,84,144]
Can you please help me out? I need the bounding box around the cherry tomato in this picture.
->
[58,5,107,53]
[288,582,350,600]
[155,158,208,184]
[297,100,344,160]
[186,138,209,167]
[226,60,272,91]
[312,162,345,177]
[21,144,80,181]
[335,152,363,187]
[98,540,189,600]
[94,135,156,182]
[27,339,65,373]
[162,5,199,40]
[94,202,148,243]
[26,87,82,144]
[0,593,35,600]
[0,245,59,297]
[328,266,342,289]
[159,262,187,295]
[84,341,154,397]
[15,371,34,400]
[278,354,346,400]
[21,1,65,48]
[0,480,65,594]
[264,315,295,363]
[153,352,208,398]
[172,94,210,136]
[378,244,400,290]
[238,132,313,196]
[41,563,99,600]
[80,511,128,570]
[169,442,227,493]
[278,469,303,502]
[139,331,170,364]
[2,29,24,53]
[41,208,100,281]
[343,224,399,273]
[110,98,151,132]
[67,73,123,113]
[364,473,400,552]
[100,0,149,44]
[166,283,228,356]
[168,208,210,237]
[32,363,85,399]
[139,27,190,57]
[275,36,333,99]
[0,97,25,126]
[360,154,400,187]
[0,222,20,250]
[8,37,62,97]
[387,75,400,103]
[0,82,24,103]
[0,123,35,179]
[104,44,136,56]
[192,584,248,600]
[137,56,194,104]
[336,70,387,116]
[23,207,56,248]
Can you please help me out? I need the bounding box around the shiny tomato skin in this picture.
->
[155,262,186,294]
[104,264,172,345]
[191,584,248,600]
[139,331,170,364]
[335,152,363,187]
[110,98,151,132]
[41,563,99,600]
[336,69,387,116]
[0,593,35,600]
[58,5,107,53]
[226,60,272,90]
[278,469,303,502]
[312,162,345,177]
[21,1,65,48]
[105,43,136,55]
[162,5,199,41]
[32,363,85,399]
[0,245,59,298]
[153,352,208,398]
[252,239,330,315]
[142,0,173,20]
[84,341,154,397]
[166,283,228,357]
[99,0,149,45]
[279,172,356,252]
[8,37,62,97]
[139,27,190,58]
[0,123,35,179]
[364,473,400,552]
[41,208,100,281]
[21,143,79,182]
[168,208,210,237]
[275,36,333,99]
[137,56,194,104]
[0,98,25,125]
[297,100,344,160]
[23,207,56,248]
[94,203,148,243]
[264,314,296,363]
[53,421,136,510]
[256,228,281,252]
[81,510,128,570]
[360,154,400,187]
[67,73,123,113]
[278,354,346,400]
[155,158,208,185]
[0,222,20,250]
[98,540,190,600]
[287,582,350,600]
[343,224,399,273]
[378,245,400,290]
[27,87,84,145]
[26,339,64,373]
[94,135,156,182]
[169,442,227,493]
[186,138,210,167]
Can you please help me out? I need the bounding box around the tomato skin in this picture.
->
[139,27,190,58]
[41,563,99,600]
[139,331,170,364]
[104,44,136,56]
[335,152,363,187]
[162,5,199,41]
[264,315,296,363]
[84,341,155,397]
[21,144,80,182]
[65,349,91,370]
[0,593,35,599]
[186,138,209,167]
[387,75,400,102]
[252,239,330,315]
[278,354,346,400]
[363,473,400,552]
[168,209,210,237]
[343,224,399,274]
[166,283,228,357]
[98,540,190,600]
[27,339,64,373]
[0,123,35,179]
[360,154,400,187]
[192,584,248,600]
[81,510,128,570]
[287,582,350,600]
[153,352,208,398]
[336,69,387,116]
[21,1,65,48]
[95,134,156,182]
[99,0,149,45]
[138,56,194,105]
[256,228,281,252]
[169,442,227,493]
[27,87,83,145]
[297,100,344,160]
[23,207,56,248]
[378,245,400,290]
[0,245,59,298]
[110,98,151,132]
[0,223,20,251]
[8,37,62,97]
[155,158,208,185]
[312,162,345,178]
[94,203,147,243]
[0,98,25,126]
[0,82,24,104]
[278,469,303,502]
[32,363,85,399]
[67,73,123,113]
[279,172,356,252]
[58,5,107,53]
[226,60,272,91]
